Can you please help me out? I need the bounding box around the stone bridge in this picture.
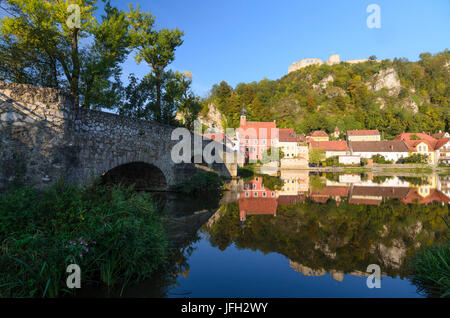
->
[0,82,237,191]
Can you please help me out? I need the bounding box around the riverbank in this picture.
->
[0,181,169,297]
[252,162,450,174]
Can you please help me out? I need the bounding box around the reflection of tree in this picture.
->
[202,199,448,278]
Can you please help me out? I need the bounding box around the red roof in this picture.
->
[279,128,297,142]
[238,121,278,140]
[395,132,437,143]
[309,130,329,137]
[310,140,349,151]
[403,139,436,151]
[435,138,450,150]
[347,129,380,136]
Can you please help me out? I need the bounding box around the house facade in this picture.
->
[236,114,278,162]
[310,140,350,158]
[346,130,381,142]
[278,128,298,158]
[435,138,450,165]
[308,130,329,141]
[349,141,410,162]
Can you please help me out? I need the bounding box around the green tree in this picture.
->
[0,0,130,109]
[127,4,184,122]
[309,148,325,164]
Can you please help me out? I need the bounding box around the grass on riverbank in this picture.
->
[409,243,450,298]
[0,181,168,297]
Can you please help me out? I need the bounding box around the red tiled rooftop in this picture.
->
[238,121,278,139]
[279,128,297,142]
[310,141,349,151]
[435,138,450,150]
[309,130,329,137]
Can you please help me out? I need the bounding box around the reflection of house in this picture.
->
[277,195,306,206]
[401,188,450,205]
[309,186,350,204]
[349,141,409,162]
[310,140,350,158]
[239,177,278,221]
[438,175,450,199]
[346,130,380,141]
[349,186,410,205]
[239,198,278,221]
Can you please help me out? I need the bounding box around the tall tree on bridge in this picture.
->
[126,4,184,123]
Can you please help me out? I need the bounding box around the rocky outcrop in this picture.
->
[198,102,226,131]
[313,74,334,90]
[371,68,402,96]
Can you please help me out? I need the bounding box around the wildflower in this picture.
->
[79,253,83,258]
[70,259,73,263]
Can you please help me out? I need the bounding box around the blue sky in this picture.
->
[3,1,448,96]
[114,0,449,97]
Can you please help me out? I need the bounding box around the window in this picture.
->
[262,192,266,197]
[254,192,258,197]
[263,139,266,145]
[245,192,249,197]
[271,192,275,197]
[255,177,259,181]
[253,184,256,189]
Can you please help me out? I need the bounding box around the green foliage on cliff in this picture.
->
[206,50,450,139]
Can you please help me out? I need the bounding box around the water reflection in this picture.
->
[124,173,448,297]
[202,173,448,292]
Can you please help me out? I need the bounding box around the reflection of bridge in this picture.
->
[0,82,237,191]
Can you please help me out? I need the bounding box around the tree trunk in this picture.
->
[155,71,162,122]
[71,28,80,107]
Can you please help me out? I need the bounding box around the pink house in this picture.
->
[236,113,279,162]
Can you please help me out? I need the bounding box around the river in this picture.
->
[84,172,450,298]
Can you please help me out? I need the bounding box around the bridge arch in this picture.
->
[101,161,168,191]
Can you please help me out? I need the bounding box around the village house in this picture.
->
[435,138,450,165]
[310,140,350,158]
[236,112,278,162]
[394,132,439,164]
[278,128,298,158]
[307,130,329,141]
[349,140,410,162]
[346,129,381,141]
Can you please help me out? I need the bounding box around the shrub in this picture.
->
[409,243,450,298]
[397,153,429,164]
[0,182,168,297]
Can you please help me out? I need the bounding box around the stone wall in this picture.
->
[0,82,75,190]
[0,81,236,191]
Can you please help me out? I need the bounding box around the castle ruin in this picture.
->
[288,54,380,73]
